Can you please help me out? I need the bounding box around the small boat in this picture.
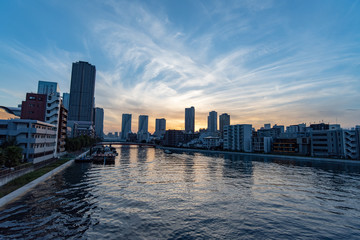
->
[90,145,117,164]
[164,149,172,154]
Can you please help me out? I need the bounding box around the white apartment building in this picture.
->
[38,81,61,155]
[0,119,57,163]
[224,124,252,152]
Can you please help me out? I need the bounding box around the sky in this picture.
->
[0,0,359,133]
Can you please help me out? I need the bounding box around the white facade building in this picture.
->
[0,119,57,163]
[38,81,61,156]
[224,124,252,152]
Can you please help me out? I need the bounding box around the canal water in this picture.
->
[1,146,360,239]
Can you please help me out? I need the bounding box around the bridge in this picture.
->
[95,142,156,147]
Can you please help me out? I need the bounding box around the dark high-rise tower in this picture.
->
[207,111,217,134]
[185,106,195,133]
[68,61,96,122]
[219,113,230,138]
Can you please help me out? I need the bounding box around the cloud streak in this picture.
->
[0,0,359,132]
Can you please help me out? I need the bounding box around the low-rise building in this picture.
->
[0,119,56,163]
[164,130,185,147]
[273,138,298,153]
[311,130,344,158]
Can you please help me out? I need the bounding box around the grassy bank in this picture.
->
[0,156,73,198]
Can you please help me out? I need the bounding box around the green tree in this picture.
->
[1,136,17,148]
[4,146,23,167]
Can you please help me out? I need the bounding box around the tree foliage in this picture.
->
[65,135,97,152]
[0,138,23,168]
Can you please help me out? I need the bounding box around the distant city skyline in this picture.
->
[1,1,360,133]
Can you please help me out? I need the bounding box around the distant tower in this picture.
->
[185,106,195,133]
[62,93,70,110]
[207,111,217,134]
[154,118,166,137]
[219,113,230,138]
[94,107,104,139]
[138,115,149,142]
[121,113,132,140]
[68,61,96,122]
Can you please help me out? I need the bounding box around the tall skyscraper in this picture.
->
[185,106,195,133]
[68,61,96,122]
[138,115,148,133]
[154,118,166,137]
[138,115,149,142]
[62,93,70,110]
[94,107,104,139]
[207,111,217,134]
[219,113,230,138]
[121,113,132,140]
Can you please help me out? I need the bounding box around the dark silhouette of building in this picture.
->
[68,61,96,122]
[219,113,230,138]
[164,130,185,146]
[310,123,329,131]
[20,93,47,121]
[185,106,195,133]
[94,107,104,139]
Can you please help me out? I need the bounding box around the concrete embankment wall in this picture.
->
[0,167,35,187]
[0,151,88,209]
[159,147,360,165]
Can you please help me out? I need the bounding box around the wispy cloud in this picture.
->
[1,0,359,132]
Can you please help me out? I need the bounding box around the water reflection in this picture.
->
[1,147,360,239]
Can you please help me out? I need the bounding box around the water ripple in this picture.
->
[1,147,360,239]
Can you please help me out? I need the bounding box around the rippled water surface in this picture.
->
[1,146,360,239]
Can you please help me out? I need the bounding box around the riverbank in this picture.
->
[159,146,360,164]
[0,150,88,208]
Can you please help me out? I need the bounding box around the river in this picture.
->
[1,146,360,239]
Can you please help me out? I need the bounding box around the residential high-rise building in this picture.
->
[185,106,195,133]
[68,61,96,122]
[219,113,230,138]
[62,93,70,110]
[154,118,166,137]
[37,81,62,155]
[138,115,149,142]
[57,104,68,153]
[38,81,60,95]
[224,124,252,152]
[94,107,104,139]
[121,113,132,140]
[207,111,217,134]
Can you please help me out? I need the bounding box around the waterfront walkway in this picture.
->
[160,146,360,164]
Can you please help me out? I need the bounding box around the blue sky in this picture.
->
[0,0,359,133]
